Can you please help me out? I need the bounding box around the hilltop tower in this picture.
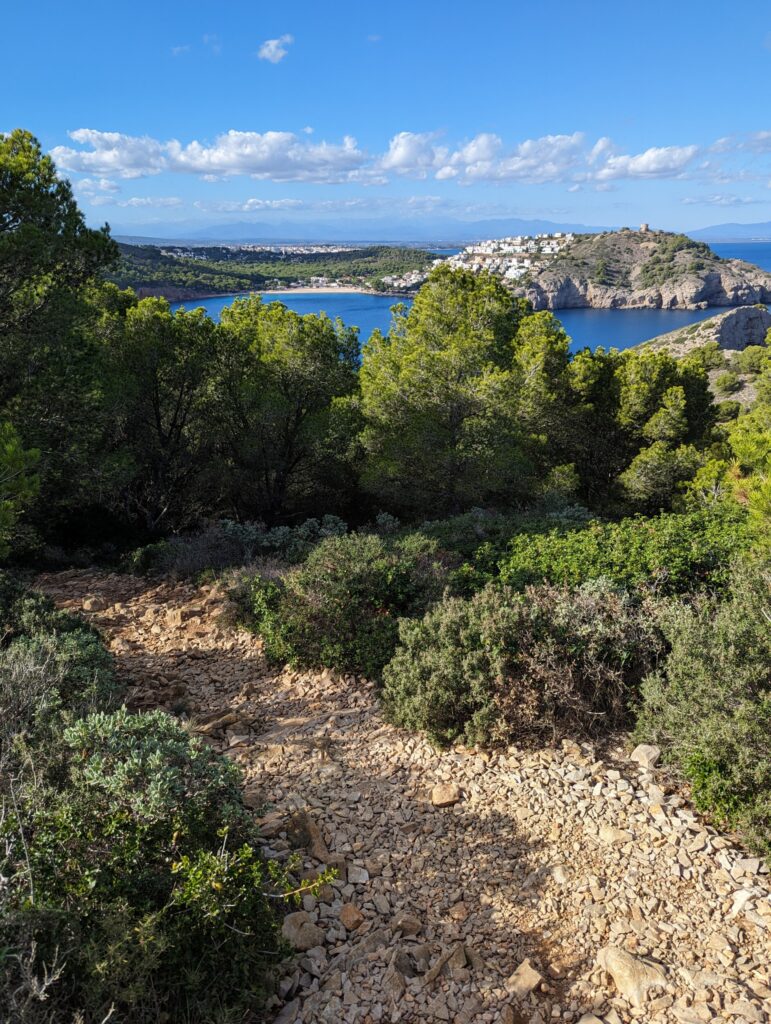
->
[640,222,650,233]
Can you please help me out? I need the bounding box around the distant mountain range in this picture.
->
[113,216,613,247]
[687,221,771,242]
[111,216,771,248]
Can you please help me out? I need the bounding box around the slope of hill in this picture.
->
[516,229,771,310]
[644,304,771,356]
[109,243,435,300]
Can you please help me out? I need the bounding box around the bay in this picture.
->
[172,292,740,352]
[173,242,771,351]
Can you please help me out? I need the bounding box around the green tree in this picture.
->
[106,299,220,532]
[512,311,572,471]
[360,268,532,516]
[0,129,116,399]
[216,296,360,521]
[619,441,702,511]
[0,421,39,558]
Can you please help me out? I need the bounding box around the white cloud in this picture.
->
[168,130,366,182]
[171,45,190,57]
[257,34,293,63]
[74,176,120,195]
[194,198,304,212]
[593,144,699,181]
[90,195,183,208]
[681,193,761,206]
[203,34,222,56]
[52,128,368,184]
[52,126,759,192]
[52,129,168,179]
[380,131,447,177]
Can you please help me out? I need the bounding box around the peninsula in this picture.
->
[435,228,771,310]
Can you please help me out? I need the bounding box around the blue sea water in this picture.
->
[711,242,771,271]
[173,242,771,352]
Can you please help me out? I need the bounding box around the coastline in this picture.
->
[138,285,414,303]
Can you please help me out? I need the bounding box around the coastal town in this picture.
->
[380,232,578,292]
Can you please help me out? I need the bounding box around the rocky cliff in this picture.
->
[644,304,771,357]
[516,229,771,310]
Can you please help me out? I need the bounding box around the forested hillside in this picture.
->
[109,241,434,299]
[2,129,770,1023]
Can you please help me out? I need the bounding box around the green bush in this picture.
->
[2,709,289,1023]
[715,400,742,422]
[246,531,452,677]
[126,514,348,577]
[714,370,740,396]
[0,578,291,1023]
[498,507,749,596]
[731,344,769,377]
[382,579,661,747]
[636,557,771,857]
[0,574,119,759]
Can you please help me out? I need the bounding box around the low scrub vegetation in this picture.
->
[0,578,296,1023]
[244,531,452,678]
[636,558,771,857]
[382,579,661,747]
[497,507,749,596]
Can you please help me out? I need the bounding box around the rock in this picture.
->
[599,824,633,845]
[82,596,106,612]
[347,864,369,884]
[431,783,463,807]
[577,1016,604,1024]
[448,901,469,921]
[338,903,364,930]
[382,964,406,1000]
[281,911,325,952]
[274,998,300,1023]
[392,911,422,935]
[500,1008,527,1024]
[505,958,543,997]
[630,743,661,769]
[597,945,667,1008]
[649,304,771,353]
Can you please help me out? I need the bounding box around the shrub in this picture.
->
[714,370,740,396]
[0,574,119,758]
[2,709,288,1023]
[126,514,348,577]
[715,400,742,422]
[0,579,292,1023]
[731,344,768,377]
[246,531,452,677]
[636,557,771,857]
[382,579,661,747]
[498,507,749,596]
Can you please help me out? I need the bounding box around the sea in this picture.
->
[172,242,771,353]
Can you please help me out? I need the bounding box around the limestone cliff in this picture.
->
[644,304,771,357]
[515,229,771,310]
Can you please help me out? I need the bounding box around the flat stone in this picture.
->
[630,743,662,769]
[347,864,369,884]
[505,958,543,997]
[281,911,325,952]
[339,903,364,930]
[431,783,463,807]
[597,945,667,1008]
[392,911,422,935]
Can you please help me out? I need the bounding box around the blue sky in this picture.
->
[5,0,771,236]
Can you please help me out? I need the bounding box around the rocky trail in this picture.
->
[37,570,771,1024]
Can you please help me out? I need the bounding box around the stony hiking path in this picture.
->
[37,569,771,1024]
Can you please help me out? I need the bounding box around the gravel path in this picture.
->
[37,570,771,1024]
